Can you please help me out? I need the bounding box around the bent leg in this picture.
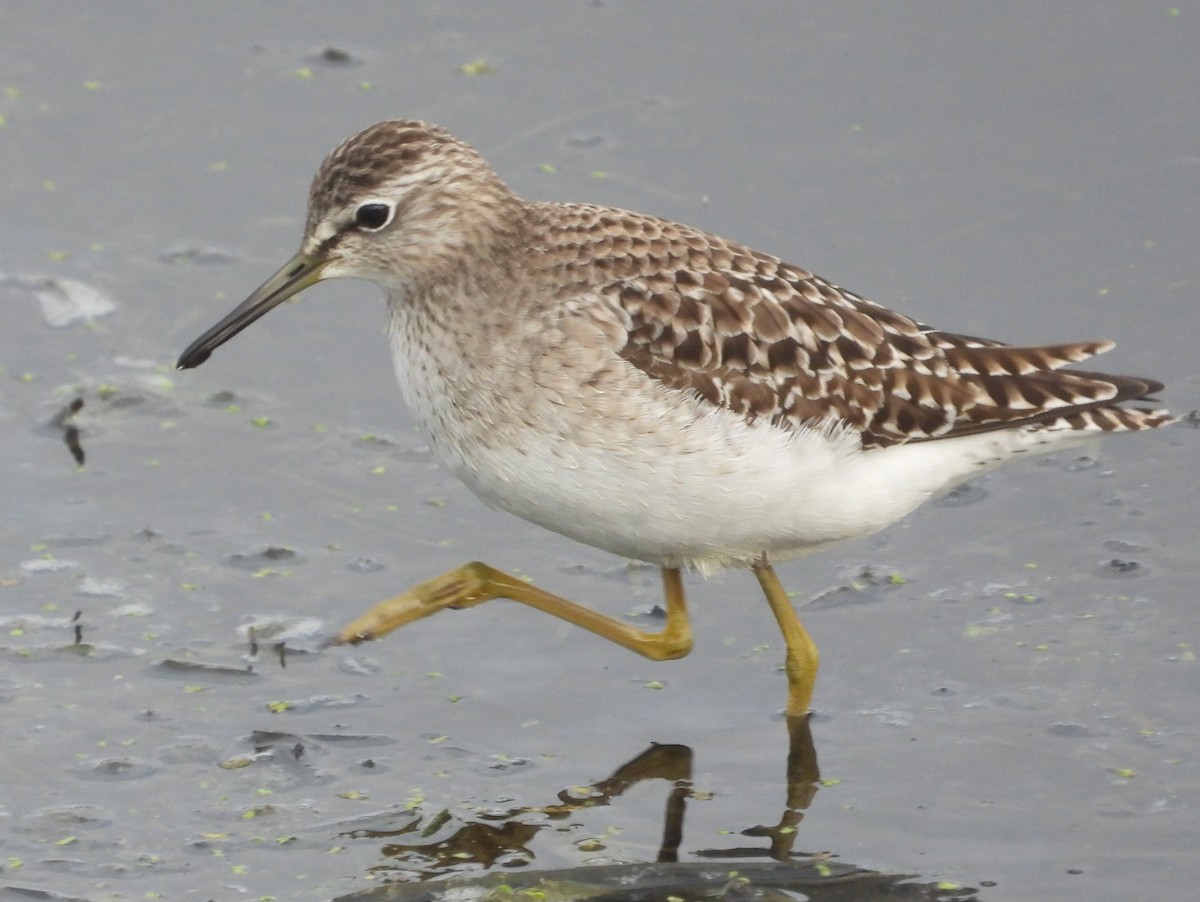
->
[332,561,693,661]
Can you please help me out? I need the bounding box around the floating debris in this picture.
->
[1,272,117,326]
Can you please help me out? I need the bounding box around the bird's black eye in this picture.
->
[355,202,392,231]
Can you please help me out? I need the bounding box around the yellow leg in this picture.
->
[752,558,819,719]
[331,561,693,662]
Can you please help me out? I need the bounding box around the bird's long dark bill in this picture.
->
[176,252,325,370]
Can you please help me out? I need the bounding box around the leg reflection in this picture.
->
[696,714,821,862]
[559,742,694,863]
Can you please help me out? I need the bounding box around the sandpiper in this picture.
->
[178,120,1173,720]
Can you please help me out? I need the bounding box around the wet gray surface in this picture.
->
[2,4,1197,900]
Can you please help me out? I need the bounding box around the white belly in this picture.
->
[386,299,1075,573]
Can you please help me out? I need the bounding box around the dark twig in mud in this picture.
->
[51,397,86,465]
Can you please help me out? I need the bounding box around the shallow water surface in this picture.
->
[1,4,1197,901]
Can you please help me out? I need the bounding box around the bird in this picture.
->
[177,119,1174,721]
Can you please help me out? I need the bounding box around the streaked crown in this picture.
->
[302,120,520,284]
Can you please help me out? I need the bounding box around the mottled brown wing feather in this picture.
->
[538,204,1168,447]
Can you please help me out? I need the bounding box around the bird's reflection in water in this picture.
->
[336,718,981,900]
[343,717,821,877]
